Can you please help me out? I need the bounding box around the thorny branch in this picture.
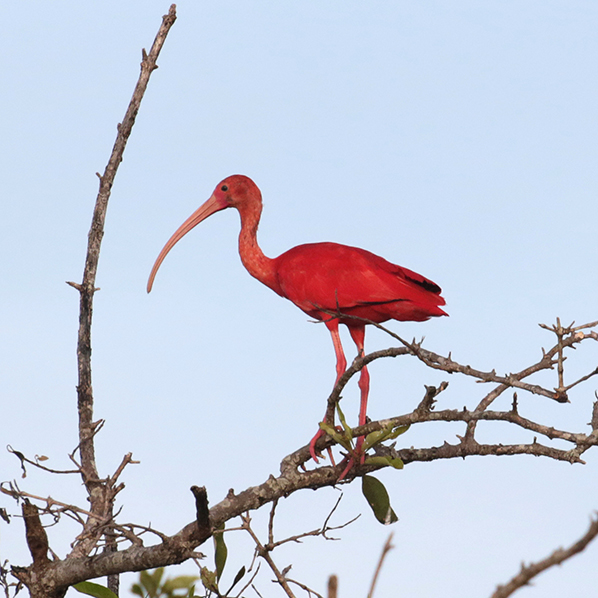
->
[322,315,598,434]
[490,515,598,598]
[3,317,598,596]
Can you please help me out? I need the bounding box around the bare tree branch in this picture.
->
[9,7,177,597]
[22,501,50,570]
[241,512,297,598]
[67,2,177,563]
[321,314,598,430]
[327,575,338,598]
[6,446,80,477]
[367,533,394,598]
[491,515,598,598]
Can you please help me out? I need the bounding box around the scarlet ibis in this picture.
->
[147,175,447,471]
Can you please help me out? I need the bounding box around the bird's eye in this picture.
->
[221,185,229,192]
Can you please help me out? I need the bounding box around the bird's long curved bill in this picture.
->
[147,194,227,293]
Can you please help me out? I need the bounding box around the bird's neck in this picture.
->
[237,202,281,295]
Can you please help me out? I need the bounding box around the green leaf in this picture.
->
[130,584,144,598]
[73,581,118,598]
[140,570,157,597]
[162,575,200,593]
[200,567,218,594]
[214,523,228,581]
[386,424,410,440]
[361,475,399,525]
[364,456,404,469]
[336,403,354,444]
[151,568,165,589]
[225,566,246,595]
[362,423,410,452]
[363,429,385,449]
[319,422,352,450]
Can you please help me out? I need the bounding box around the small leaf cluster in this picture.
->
[199,524,247,597]
[319,405,405,524]
[319,405,407,470]
[130,568,199,598]
[74,568,200,598]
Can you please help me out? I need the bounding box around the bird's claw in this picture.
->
[336,436,366,481]
[309,424,344,466]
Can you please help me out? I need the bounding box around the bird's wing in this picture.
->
[275,242,445,320]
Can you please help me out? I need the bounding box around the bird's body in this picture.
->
[148,175,447,475]
[272,242,446,325]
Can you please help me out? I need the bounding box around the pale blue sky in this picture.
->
[1,2,598,596]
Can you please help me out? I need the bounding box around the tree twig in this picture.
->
[241,513,297,598]
[490,515,598,598]
[367,532,394,598]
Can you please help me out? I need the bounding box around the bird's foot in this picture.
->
[336,436,365,481]
[309,426,339,465]
[309,429,325,463]
[337,456,355,481]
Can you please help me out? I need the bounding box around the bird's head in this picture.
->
[147,174,260,293]
[212,174,261,209]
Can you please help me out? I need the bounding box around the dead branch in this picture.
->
[322,316,598,428]
[22,501,50,570]
[8,8,177,597]
[5,383,597,596]
[327,575,338,598]
[490,515,598,598]
[264,495,357,551]
[6,446,80,477]
[191,486,211,538]
[286,577,324,598]
[315,321,598,457]
[67,3,176,563]
[241,512,297,598]
[2,6,596,592]
[367,533,394,598]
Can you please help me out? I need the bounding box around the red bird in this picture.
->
[147,175,447,471]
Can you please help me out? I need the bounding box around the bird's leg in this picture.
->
[355,366,370,456]
[336,326,369,481]
[309,321,346,463]
[349,326,369,461]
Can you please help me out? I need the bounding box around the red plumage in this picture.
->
[148,174,447,475]
[274,242,446,324]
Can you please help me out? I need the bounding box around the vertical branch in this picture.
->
[556,317,565,392]
[74,1,177,493]
[327,575,338,598]
[22,500,50,570]
[65,3,177,568]
[366,533,394,598]
[104,507,119,596]
[241,514,297,598]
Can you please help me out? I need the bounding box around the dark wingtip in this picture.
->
[406,274,442,295]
